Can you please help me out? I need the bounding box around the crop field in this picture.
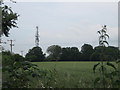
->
[33,61,117,88]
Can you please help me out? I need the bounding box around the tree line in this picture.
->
[1,1,120,88]
[25,44,120,62]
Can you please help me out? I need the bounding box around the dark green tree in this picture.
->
[0,1,19,37]
[47,45,61,60]
[81,44,94,60]
[104,46,119,61]
[91,46,119,61]
[25,47,45,62]
[2,51,47,88]
[60,47,80,61]
[90,52,101,61]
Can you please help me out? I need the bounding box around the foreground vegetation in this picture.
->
[1,1,120,88]
[33,61,118,88]
[2,51,119,88]
[2,51,57,88]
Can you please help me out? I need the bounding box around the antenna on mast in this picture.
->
[35,26,39,47]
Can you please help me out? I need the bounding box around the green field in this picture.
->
[33,61,117,88]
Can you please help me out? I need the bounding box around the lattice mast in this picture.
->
[35,26,39,47]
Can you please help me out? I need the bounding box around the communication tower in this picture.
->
[35,26,39,47]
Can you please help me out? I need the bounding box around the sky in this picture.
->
[2,1,118,56]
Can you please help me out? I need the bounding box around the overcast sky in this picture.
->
[2,1,118,56]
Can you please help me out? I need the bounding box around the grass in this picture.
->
[33,61,117,88]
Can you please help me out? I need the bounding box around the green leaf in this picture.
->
[102,29,106,33]
[99,65,106,73]
[94,77,100,85]
[98,31,101,34]
[93,63,100,73]
[99,40,104,46]
[105,73,113,79]
[116,59,120,63]
[104,34,109,39]
[106,62,116,70]
[111,71,118,76]
[99,35,106,41]
[103,41,109,46]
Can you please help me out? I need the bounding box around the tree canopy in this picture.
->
[60,47,80,61]
[81,44,94,60]
[0,2,19,37]
[25,46,45,62]
[45,44,119,61]
[2,51,48,88]
[46,45,61,60]
[91,46,119,61]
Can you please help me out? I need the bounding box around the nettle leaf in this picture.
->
[103,41,109,46]
[99,40,103,46]
[104,34,109,39]
[99,65,106,73]
[99,35,106,41]
[106,62,116,70]
[93,63,100,73]
[116,59,120,64]
[94,77,100,85]
[102,29,106,33]
[105,73,113,79]
[114,80,120,85]
[103,25,107,30]
[13,61,21,67]
[98,31,101,34]
[111,71,118,76]
[32,73,37,78]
